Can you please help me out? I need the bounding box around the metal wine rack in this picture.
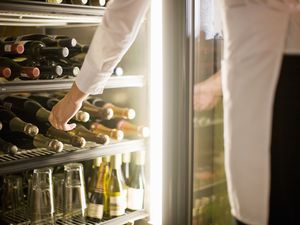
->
[1,207,148,225]
[0,0,104,26]
[0,76,145,93]
[0,139,147,175]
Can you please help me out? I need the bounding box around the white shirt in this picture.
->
[75,0,150,95]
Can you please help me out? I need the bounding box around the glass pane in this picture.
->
[192,1,232,224]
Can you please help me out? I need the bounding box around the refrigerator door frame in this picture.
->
[162,0,194,224]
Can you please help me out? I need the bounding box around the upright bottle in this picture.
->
[121,153,131,185]
[88,157,102,198]
[87,157,107,222]
[103,156,111,219]
[0,106,39,137]
[108,154,126,218]
[89,98,136,120]
[0,57,40,80]
[101,119,150,139]
[127,151,145,211]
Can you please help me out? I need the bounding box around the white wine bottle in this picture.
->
[88,157,102,198]
[87,157,107,222]
[103,156,111,219]
[127,151,145,211]
[108,154,126,218]
[121,152,131,185]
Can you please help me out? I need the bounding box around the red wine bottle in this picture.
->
[0,40,24,56]
[68,44,89,58]
[0,66,11,79]
[0,57,40,80]
[19,40,69,59]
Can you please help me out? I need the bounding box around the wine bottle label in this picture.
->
[127,188,144,210]
[87,203,104,219]
[4,44,11,52]
[109,195,126,216]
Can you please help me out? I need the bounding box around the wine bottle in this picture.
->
[121,153,131,185]
[101,119,150,138]
[89,0,107,6]
[0,57,40,80]
[18,40,69,59]
[87,157,107,222]
[103,156,111,219]
[108,154,126,218]
[68,44,89,58]
[0,66,11,80]
[49,58,81,76]
[0,107,39,137]
[29,95,90,122]
[1,96,50,123]
[0,40,24,56]
[89,122,124,141]
[37,122,86,148]
[127,151,145,211]
[82,101,113,120]
[68,124,109,145]
[88,157,102,198]
[112,66,123,76]
[5,133,63,152]
[88,98,135,120]
[0,137,19,155]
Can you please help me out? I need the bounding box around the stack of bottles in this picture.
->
[0,34,88,81]
[0,152,145,224]
[0,93,149,155]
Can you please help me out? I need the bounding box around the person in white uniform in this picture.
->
[49,0,300,224]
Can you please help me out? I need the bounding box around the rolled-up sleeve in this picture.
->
[75,0,150,95]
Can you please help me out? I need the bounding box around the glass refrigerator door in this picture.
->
[192,1,231,224]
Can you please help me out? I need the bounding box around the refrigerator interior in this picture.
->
[0,1,154,225]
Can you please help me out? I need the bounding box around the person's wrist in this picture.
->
[66,82,88,105]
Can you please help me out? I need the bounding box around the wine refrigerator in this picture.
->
[0,0,230,225]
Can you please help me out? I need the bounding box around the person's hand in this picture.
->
[49,82,88,131]
[194,71,222,112]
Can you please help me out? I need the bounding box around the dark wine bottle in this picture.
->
[89,98,135,120]
[101,119,150,138]
[87,157,106,222]
[29,95,90,122]
[89,122,124,141]
[0,66,11,80]
[38,122,86,148]
[19,40,69,59]
[68,44,89,58]
[0,137,18,155]
[49,58,80,76]
[82,101,113,120]
[89,0,107,6]
[68,0,88,5]
[0,57,40,80]
[68,124,109,145]
[1,95,50,123]
[5,133,63,152]
[0,40,24,56]
[0,106,39,137]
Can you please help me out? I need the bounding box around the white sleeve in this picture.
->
[75,0,150,95]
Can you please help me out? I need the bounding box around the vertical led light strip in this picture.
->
[149,0,162,224]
